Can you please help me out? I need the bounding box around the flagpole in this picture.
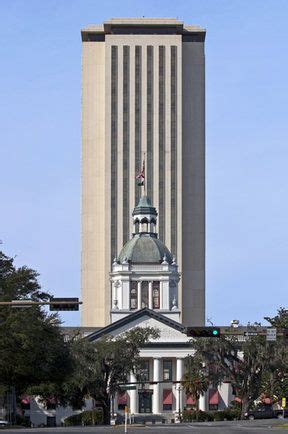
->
[143,152,146,196]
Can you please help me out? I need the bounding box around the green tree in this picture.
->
[63,327,159,425]
[264,307,288,329]
[0,250,72,419]
[181,355,209,414]
[191,335,268,419]
[260,308,288,400]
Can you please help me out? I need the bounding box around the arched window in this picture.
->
[150,218,156,233]
[141,218,148,232]
[130,281,137,310]
[152,281,160,309]
[141,281,149,308]
[134,219,140,233]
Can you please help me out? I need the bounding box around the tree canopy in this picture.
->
[190,309,288,419]
[0,250,72,406]
[61,327,159,424]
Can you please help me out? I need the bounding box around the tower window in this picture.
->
[150,218,156,233]
[130,281,137,310]
[152,281,160,309]
[141,281,149,308]
[141,218,148,232]
[134,219,140,233]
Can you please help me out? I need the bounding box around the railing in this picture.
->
[131,265,166,271]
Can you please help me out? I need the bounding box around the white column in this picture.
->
[129,372,137,414]
[112,282,117,309]
[199,392,207,411]
[137,281,141,309]
[117,282,122,309]
[176,358,184,414]
[152,358,161,414]
[148,282,153,309]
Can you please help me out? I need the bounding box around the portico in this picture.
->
[124,356,186,415]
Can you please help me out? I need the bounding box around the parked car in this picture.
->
[0,419,10,427]
[244,406,288,420]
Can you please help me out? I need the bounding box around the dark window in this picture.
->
[130,281,137,310]
[147,45,154,201]
[163,360,172,381]
[135,46,142,205]
[111,45,118,262]
[158,46,165,241]
[170,46,177,256]
[123,45,130,244]
[138,360,150,382]
[152,281,160,309]
[46,416,56,427]
[46,401,56,410]
[134,219,140,233]
[141,281,148,308]
[209,404,218,411]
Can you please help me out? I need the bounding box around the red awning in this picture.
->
[20,395,31,405]
[209,389,219,405]
[262,397,272,405]
[118,392,128,405]
[163,389,173,405]
[186,395,196,405]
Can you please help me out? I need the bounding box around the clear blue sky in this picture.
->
[1,0,287,326]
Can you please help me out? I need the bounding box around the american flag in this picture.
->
[136,160,145,186]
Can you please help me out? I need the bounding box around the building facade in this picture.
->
[81,18,206,327]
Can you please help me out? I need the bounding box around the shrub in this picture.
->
[64,409,103,426]
[213,410,226,421]
[15,414,31,427]
[228,409,241,420]
[182,409,212,422]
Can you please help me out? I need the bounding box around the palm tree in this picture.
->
[181,355,209,415]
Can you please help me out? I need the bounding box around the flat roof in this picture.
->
[81,17,206,40]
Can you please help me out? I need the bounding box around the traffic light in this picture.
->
[49,297,80,311]
[186,327,221,337]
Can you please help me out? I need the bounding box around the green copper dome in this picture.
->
[118,234,173,264]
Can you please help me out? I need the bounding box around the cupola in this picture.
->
[110,195,181,323]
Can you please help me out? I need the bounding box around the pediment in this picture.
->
[87,309,190,345]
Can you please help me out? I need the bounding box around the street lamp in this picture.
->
[176,385,183,423]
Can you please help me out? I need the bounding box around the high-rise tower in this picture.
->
[81,18,205,327]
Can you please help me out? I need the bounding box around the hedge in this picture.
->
[64,409,103,426]
[182,408,241,422]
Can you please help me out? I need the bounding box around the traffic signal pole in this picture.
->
[0,298,82,311]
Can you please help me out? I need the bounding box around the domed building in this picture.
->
[85,196,230,420]
[110,196,180,323]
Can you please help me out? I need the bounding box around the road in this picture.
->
[0,420,287,433]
